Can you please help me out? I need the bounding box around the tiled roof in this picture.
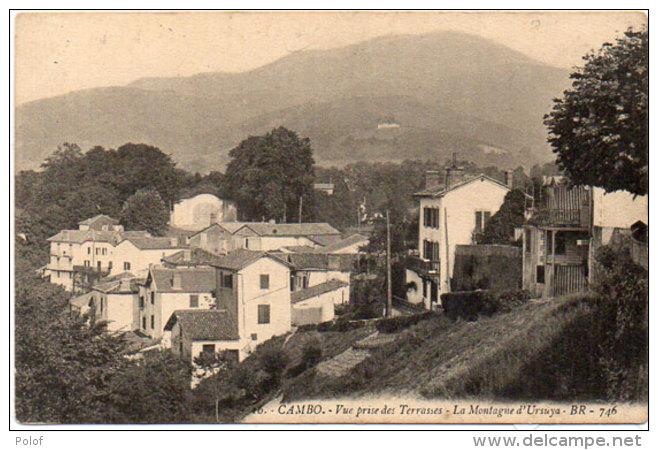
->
[188,223,234,238]
[211,248,293,271]
[275,252,355,271]
[162,248,224,266]
[235,222,340,237]
[291,279,348,304]
[314,234,368,253]
[70,291,94,309]
[151,267,215,293]
[98,271,136,282]
[47,229,119,243]
[122,236,181,250]
[93,278,139,294]
[281,245,316,253]
[306,234,343,247]
[164,309,239,341]
[78,214,119,226]
[413,174,510,198]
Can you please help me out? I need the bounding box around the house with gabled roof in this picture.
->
[138,266,216,339]
[164,309,242,364]
[230,222,342,251]
[290,279,349,325]
[89,274,140,332]
[110,236,186,278]
[211,249,295,354]
[169,193,237,232]
[407,162,513,309]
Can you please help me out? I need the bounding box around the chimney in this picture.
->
[504,170,514,188]
[172,273,182,290]
[444,152,465,188]
[425,170,442,189]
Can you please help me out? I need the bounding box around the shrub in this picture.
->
[301,340,323,367]
[258,347,289,389]
[375,312,433,333]
[441,289,530,320]
[441,290,491,321]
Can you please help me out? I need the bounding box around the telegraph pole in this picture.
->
[386,209,392,317]
[299,195,303,224]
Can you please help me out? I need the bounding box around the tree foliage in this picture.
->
[475,189,527,246]
[222,127,315,222]
[544,28,648,196]
[120,189,170,236]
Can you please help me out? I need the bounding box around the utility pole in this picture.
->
[386,209,392,317]
[299,195,303,224]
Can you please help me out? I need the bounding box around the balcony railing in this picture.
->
[405,255,440,275]
[528,208,590,228]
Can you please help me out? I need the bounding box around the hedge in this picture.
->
[441,289,530,321]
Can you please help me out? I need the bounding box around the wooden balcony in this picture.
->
[405,255,440,276]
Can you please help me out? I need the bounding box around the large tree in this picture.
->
[222,127,315,222]
[544,28,648,196]
[120,189,170,236]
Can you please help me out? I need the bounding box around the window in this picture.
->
[139,296,144,309]
[100,297,104,313]
[257,305,270,324]
[108,261,113,270]
[422,280,427,297]
[102,248,107,256]
[87,247,91,254]
[150,315,155,329]
[221,273,233,289]
[202,344,215,355]
[123,262,131,271]
[260,274,270,289]
[536,265,545,284]
[422,240,440,261]
[423,207,440,228]
[151,292,155,305]
[475,210,491,234]
[189,294,199,307]
[251,333,258,341]
[84,260,90,267]
[96,248,100,255]
[244,238,249,249]
[142,317,146,329]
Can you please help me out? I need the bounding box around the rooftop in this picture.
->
[414,174,510,198]
[164,309,239,341]
[314,233,368,253]
[236,222,340,237]
[211,248,293,271]
[150,267,216,293]
[291,279,348,304]
[162,248,225,267]
[78,214,119,226]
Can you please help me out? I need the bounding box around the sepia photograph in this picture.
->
[10,10,648,429]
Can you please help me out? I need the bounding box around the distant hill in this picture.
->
[15,31,571,172]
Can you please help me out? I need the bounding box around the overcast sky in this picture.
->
[15,11,646,105]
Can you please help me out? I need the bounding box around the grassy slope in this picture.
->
[282,295,609,403]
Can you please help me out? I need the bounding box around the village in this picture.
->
[13,13,648,427]
[37,158,648,384]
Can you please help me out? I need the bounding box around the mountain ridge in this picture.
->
[15,31,570,172]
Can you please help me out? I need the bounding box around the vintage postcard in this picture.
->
[11,10,648,428]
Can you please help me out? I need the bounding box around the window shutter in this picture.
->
[258,305,270,324]
[260,274,270,289]
[475,211,483,233]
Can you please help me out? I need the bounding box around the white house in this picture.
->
[89,274,140,332]
[230,222,342,251]
[291,279,349,326]
[164,309,242,364]
[44,215,126,291]
[138,266,216,340]
[109,236,186,278]
[407,166,512,309]
[170,193,237,231]
[210,249,294,357]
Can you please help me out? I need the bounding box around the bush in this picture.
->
[258,347,289,389]
[375,312,433,333]
[301,340,323,367]
[441,290,491,321]
[441,289,530,320]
